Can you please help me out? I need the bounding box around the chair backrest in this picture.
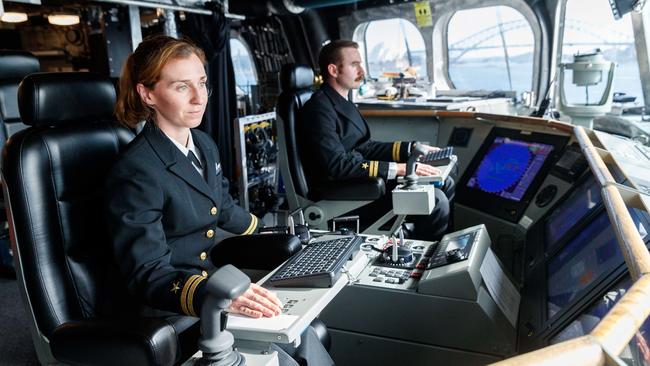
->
[0,50,39,150]
[277,64,314,199]
[2,72,134,338]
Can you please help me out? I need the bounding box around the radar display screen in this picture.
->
[544,175,602,249]
[465,137,555,201]
[457,128,568,223]
[546,208,649,320]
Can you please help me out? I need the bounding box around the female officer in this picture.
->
[107,36,334,365]
[106,35,283,320]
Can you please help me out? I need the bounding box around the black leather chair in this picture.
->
[2,71,328,365]
[277,64,388,232]
[0,50,39,149]
[0,50,39,277]
[1,71,201,365]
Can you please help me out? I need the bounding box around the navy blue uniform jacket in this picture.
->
[105,122,260,317]
[299,83,411,187]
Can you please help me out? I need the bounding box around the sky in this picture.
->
[361,0,638,61]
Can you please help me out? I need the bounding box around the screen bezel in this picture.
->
[518,182,650,351]
[544,209,619,319]
[457,127,569,223]
[543,174,603,254]
[543,207,650,325]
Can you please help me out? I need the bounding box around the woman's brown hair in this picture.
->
[115,35,206,128]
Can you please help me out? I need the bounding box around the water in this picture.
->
[448,60,642,103]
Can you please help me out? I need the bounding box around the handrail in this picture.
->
[491,125,650,365]
[357,110,649,365]
[359,109,474,118]
[601,185,650,280]
[358,109,574,133]
[574,127,616,187]
[491,275,650,366]
[591,274,650,354]
[489,336,606,366]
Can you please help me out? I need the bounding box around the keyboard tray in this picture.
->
[268,235,362,288]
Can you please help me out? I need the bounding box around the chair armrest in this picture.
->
[50,318,180,366]
[211,233,301,271]
[315,177,386,200]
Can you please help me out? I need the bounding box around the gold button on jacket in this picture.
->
[210,207,217,215]
[200,252,207,260]
[201,270,208,277]
[206,229,214,238]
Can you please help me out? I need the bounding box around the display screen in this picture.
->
[545,175,602,249]
[465,137,555,202]
[446,232,472,251]
[551,276,650,365]
[630,208,650,242]
[546,209,649,319]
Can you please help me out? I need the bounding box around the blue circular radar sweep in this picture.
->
[475,143,531,193]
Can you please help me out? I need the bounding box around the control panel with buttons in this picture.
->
[354,225,489,298]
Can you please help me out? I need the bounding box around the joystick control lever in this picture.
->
[403,142,427,190]
[197,265,250,366]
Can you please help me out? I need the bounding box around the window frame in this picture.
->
[229,34,259,96]
[434,0,543,100]
[551,0,650,111]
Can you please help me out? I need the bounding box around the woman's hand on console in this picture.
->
[228,283,283,318]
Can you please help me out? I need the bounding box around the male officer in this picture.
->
[298,40,452,241]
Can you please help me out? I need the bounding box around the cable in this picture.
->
[341,265,359,285]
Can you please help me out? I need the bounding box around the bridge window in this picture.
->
[447,6,534,96]
[230,37,258,111]
[356,18,428,79]
[561,0,642,104]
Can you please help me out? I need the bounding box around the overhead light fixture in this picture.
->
[47,13,80,26]
[1,12,29,23]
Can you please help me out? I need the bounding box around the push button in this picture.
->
[206,229,214,238]
[210,207,217,216]
[200,252,207,261]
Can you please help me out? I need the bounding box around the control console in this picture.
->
[320,224,518,364]
[354,225,489,300]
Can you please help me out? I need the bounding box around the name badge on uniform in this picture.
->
[215,163,221,174]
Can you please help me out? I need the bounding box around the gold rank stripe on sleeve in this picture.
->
[181,274,205,316]
[392,141,401,161]
[241,214,258,235]
[368,161,378,177]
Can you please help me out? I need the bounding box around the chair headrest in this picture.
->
[0,50,40,80]
[18,72,116,127]
[280,64,314,91]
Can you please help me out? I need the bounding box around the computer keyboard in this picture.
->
[397,155,456,187]
[268,235,363,288]
[419,146,454,166]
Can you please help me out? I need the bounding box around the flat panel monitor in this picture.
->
[546,208,650,320]
[457,128,568,222]
[544,175,602,250]
[550,275,650,365]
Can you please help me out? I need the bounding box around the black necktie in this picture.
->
[187,150,202,169]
